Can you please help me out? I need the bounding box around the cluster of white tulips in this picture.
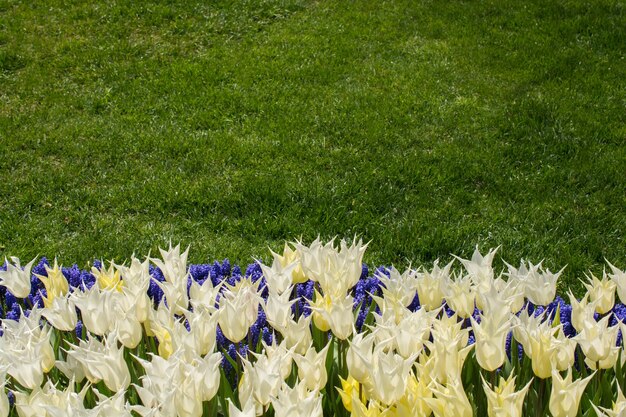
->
[0,238,625,417]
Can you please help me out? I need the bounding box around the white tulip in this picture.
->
[0,256,35,298]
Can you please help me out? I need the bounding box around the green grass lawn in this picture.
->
[0,0,624,293]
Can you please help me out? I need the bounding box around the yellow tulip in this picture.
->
[35,259,69,308]
[395,365,433,417]
[337,375,365,413]
[349,391,392,417]
[91,261,123,292]
[425,379,472,417]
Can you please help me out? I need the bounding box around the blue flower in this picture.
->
[79,270,96,290]
[262,327,273,345]
[75,320,84,339]
[4,291,17,309]
[32,257,49,277]
[245,262,263,283]
[210,261,223,285]
[505,331,524,361]
[63,264,82,289]
[612,304,626,324]
[189,264,210,282]
[355,306,369,332]
[560,304,576,338]
[221,259,231,277]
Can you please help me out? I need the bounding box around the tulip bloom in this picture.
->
[67,331,131,392]
[0,309,54,389]
[41,294,78,331]
[278,243,308,283]
[241,351,284,407]
[607,260,626,305]
[271,381,323,417]
[575,315,620,367]
[395,363,434,417]
[260,253,299,294]
[264,288,299,333]
[293,342,330,392]
[426,379,472,417]
[347,332,376,384]
[218,292,255,344]
[228,399,257,417]
[482,374,532,417]
[522,262,563,306]
[471,313,512,372]
[568,290,597,333]
[0,256,35,298]
[281,314,312,355]
[309,292,354,340]
[35,259,69,308]
[72,285,115,336]
[583,271,616,315]
[416,260,451,311]
[362,346,417,405]
[443,273,476,318]
[549,369,593,417]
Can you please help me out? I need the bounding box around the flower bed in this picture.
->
[0,239,625,417]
